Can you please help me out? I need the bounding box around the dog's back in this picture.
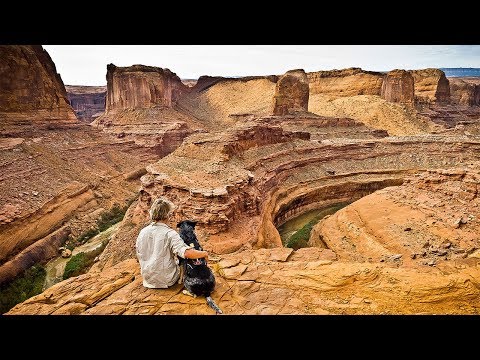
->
[177,220,222,314]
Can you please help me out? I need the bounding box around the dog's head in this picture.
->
[177,219,201,251]
[176,220,198,229]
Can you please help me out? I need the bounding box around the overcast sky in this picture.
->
[43,45,480,86]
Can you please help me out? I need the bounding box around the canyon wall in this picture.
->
[0,45,76,122]
[381,70,414,104]
[449,78,480,106]
[307,68,384,98]
[410,68,450,104]
[105,64,188,112]
[66,85,106,122]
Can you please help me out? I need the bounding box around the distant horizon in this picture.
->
[43,45,480,86]
[62,67,480,87]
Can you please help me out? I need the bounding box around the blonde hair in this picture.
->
[149,197,176,222]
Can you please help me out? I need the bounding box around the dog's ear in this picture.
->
[176,220,184,228]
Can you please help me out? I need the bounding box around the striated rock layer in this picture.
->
[0,124,160,286]
[105,64,188,111]
[307,68,384,98]
[92,113,480,269]
[9,239,480,314]
[0,45,76,123]
[66,85,106,122]
[381,69,414,104]
[311,169,480,266]
[449,78,480,106]
[93,65,201,157]
[8,121,480,314]
[410,68,450,104]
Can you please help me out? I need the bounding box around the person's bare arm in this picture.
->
[184,248,208,260]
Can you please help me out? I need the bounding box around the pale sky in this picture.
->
[43,45,480,86]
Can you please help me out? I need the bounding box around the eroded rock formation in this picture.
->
[93,64,200,157]
[66,85,106,122]
[449,78,480,106]
[272,69,309,115]
[311,169,480,267]
[410,68,450,104]
[381,70,414,104]
[90,115,480,272]
[105,64,188,111]
[0,124,161,286]
[307,68,384,98]
[0,45,76,123]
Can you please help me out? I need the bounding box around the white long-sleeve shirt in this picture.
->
[135,222,190,288]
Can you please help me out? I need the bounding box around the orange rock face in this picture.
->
[105,64,188,111]
[0,45,76,122]
[307,68,384,98]
[312,169,480,266]
[410,68,450,104]
[381,69,414,104]
[449,78,480,106]
[5,57,480,316]
[272,69,309,115]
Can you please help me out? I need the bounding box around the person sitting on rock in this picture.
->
[135,197,208,288]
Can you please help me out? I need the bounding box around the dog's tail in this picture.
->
[206,296,223,314]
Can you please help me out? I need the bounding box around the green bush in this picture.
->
[77,228,100,244]
[0,265,46,314]
[70,202,132,249]
[63,252,89,280]
[286,216,321,250]
[97,204,125,232]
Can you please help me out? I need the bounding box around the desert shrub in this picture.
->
[71,201,132,248]
[0,265,46,314]
[286,216,320,250]
[63,238,108,280]
[63,252,89,280]
[97,204,125,232]
[77,228,99,244]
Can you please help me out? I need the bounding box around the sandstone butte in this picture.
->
[2,45,480,315]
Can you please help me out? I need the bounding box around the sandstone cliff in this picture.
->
[105,64,188,112]
[307,68,384,98]
[0,124,160,286]
[409,68,450,104]
[93,64,200,157]
[66,85,106,122]
[271,69,309,115]
[381,70,414,104]
[0,45,76,122]
[449,78,480,106]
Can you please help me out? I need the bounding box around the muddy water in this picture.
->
[43,223,120,290]
[277,202,350,247]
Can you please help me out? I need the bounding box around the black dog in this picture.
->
[177,220,223,314]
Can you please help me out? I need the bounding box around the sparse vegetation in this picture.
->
[77,228,99,244]
[63,239,109,280]
[97,203,126,232]
[0,265,46,314]
[65,199,134,249]
[63,252,88,279]
[286,216,321,250]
